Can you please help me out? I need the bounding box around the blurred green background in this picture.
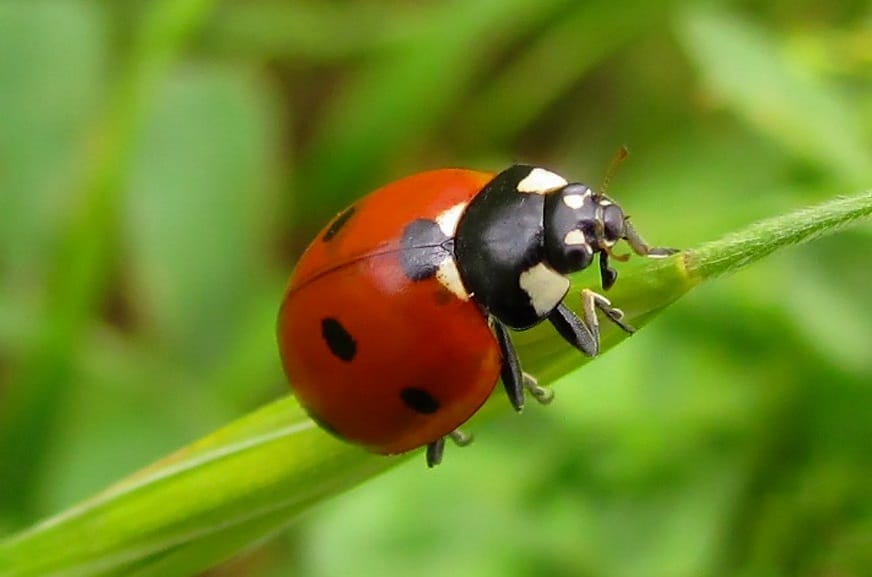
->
[1,1,870,576]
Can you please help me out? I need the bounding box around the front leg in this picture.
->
[599,251,618,290]
[548,302,599,357]
[623,219,679,258]
[548,291,636,358]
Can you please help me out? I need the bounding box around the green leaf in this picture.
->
[1,189,870,577]
[677,6,870,186]
[463,0,673,147]
[0,0,219,523]
[294,0,569,226]
[0,1,104,282]
[125,66,279,364]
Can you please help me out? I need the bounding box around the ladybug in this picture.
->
[278,165,674,467]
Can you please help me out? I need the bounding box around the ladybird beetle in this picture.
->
[278,165,675,467]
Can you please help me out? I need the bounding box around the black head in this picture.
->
[543,184,627,276]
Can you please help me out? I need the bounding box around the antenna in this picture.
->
[601,145,629,195]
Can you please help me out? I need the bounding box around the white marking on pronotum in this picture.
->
[519,262,571,316]
[563,230,590,247]
[562,192,589,209]
[435,202,467,237]
[436,258,470,300]
[516,168,568,194]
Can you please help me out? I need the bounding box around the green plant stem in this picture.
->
[686,191,872,280]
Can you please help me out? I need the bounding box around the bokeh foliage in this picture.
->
[0,1,869,576]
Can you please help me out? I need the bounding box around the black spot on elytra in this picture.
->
[322,205,356,242]
[400,218,453,281]
[400,387,440,414]
[321,317,356,361]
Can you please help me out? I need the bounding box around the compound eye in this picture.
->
[602,204,625,243]
[565,245,593,271]
[548,241,593,275]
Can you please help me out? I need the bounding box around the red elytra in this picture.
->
[277,169,501,455]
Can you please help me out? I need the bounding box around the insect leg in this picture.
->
[493,318,525,412]
[426,438,445,468]
[548,302,599,357]
[523,372,553,404]
[426,429,474,468]
[623,219,678,258]
[599,251,618,290]
[449,429,473,446]
[582,289,635,334]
